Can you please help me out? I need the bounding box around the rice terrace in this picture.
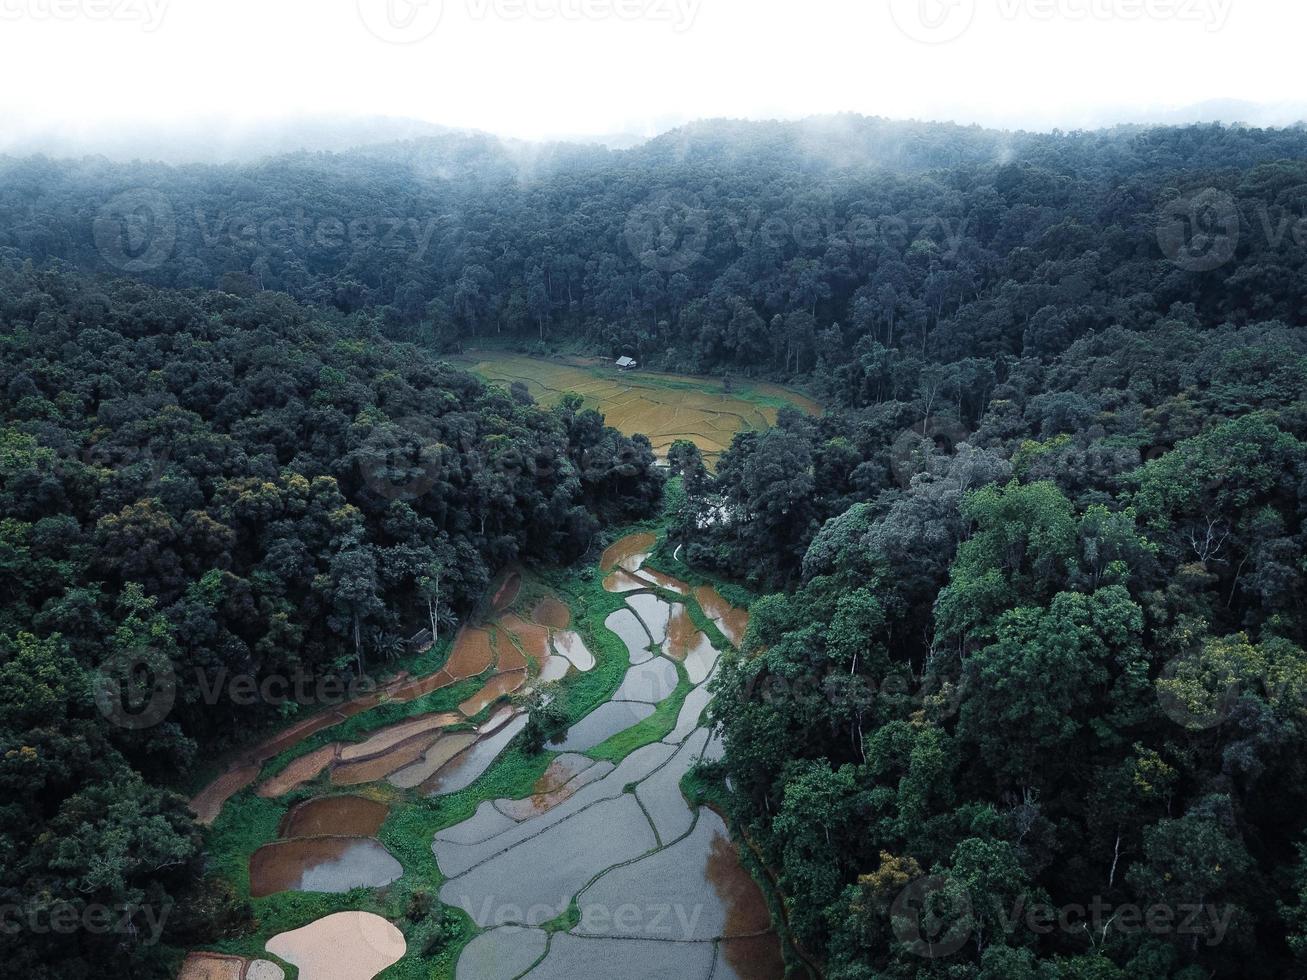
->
[457,352,821,466]
[177,526,798,980]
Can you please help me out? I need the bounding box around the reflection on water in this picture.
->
[249,837,401,897]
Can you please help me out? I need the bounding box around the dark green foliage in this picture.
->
[0,262,662,974]
[3,115,1307,977]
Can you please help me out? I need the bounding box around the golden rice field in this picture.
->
[458,352,822,466]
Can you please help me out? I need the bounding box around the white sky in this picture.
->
[1,0,1304,141]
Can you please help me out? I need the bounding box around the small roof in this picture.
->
[616,356,637,367]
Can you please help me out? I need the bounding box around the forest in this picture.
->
[2,114,1307,977]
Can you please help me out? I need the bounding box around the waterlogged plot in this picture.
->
[479,705,517,734]
[280,796,389,838]
[548,700,655,752]
[635,566,691,594]
[605,608,654,663]
[338,712,462,762]
[499,614,552,670]
[680,634,720,686]
[714,934,787,980]
[612,656,679,704]
[539,655,571,683]
[627,592,674,645]
[388,731,480,789]
[602,568,650,593]
[331,735,437,786]
[599,531,657,573]
[694,585,751,648]
[249,837,402,897]
[265,912,406,980]
[578,809,767,941]
[434,741,679,878]
[437,800,522,846]
[523,933,715,980]
[456,927,549,980]
[423,715,529,797]
[551,630,595,671]
[179,955,286,980]
[442,795,658,927]
[177,953,247,980]
[531,596,571,630]
[634,728,710,844]
[443,627,497,680]
[667,669,718,744]
[459,669,528,717]
[494,754,613,821]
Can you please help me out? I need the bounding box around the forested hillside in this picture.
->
[2,115,1307,977]
[0,261,662,977]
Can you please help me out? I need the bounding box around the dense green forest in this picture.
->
[3,115,1307,977]
[0,262,662,977]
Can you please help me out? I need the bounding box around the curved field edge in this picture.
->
[181,519,756,980]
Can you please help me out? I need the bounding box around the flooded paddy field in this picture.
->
[181,532,795,979]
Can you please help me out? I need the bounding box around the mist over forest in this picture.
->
[4,94,1307,980]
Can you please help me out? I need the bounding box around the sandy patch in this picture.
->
[265,912,406,980]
